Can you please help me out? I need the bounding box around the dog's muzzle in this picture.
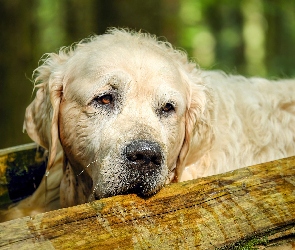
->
[119,139,165,196]
[94,139,166,199]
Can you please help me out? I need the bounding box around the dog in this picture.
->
[1,28,295,221]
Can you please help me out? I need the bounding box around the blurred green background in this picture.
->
[0,0,294,149]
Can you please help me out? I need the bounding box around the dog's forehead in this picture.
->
[86,46,180,80]
[65,45,186,100]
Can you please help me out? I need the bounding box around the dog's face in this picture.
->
[24,30,207,207]
[59,44,187,201]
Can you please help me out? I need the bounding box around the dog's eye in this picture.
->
[95,94,113,105]
[162,103,175,113]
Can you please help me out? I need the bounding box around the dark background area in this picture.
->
[0,0,294,149]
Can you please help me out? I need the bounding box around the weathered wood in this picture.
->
[0,156,295,249]
[0,143,46,208]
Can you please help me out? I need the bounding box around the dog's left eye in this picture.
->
[162,103,175,113]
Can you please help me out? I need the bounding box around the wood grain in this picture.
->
[0,156,295,249]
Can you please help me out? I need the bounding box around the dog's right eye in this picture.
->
[93,94,113,106]
[98,94,113,105]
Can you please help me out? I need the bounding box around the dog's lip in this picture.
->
[94,182,163,200]
[93,166,167,200]
[121,184,162,198]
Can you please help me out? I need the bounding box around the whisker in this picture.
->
[92,181,100,194]
[88,182,100,201]
[44,170,51,204]
[77,159,99,176]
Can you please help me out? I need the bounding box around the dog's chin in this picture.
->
[93,184,163,200]
[92,171,167,200]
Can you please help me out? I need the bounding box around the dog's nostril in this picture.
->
[127,153,146,163]
[151,156,161,165]
[125,140,162,168]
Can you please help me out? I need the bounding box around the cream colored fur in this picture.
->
[1,29,294,221]
[180,71,295,180]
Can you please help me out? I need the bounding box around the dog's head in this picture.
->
[24,29,208,207]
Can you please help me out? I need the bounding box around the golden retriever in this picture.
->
[2,28,295,221]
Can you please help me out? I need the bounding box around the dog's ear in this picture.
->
[24,53,66,170]
[60,158,93,208]
[175,70,213,181]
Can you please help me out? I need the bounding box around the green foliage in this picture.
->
[218,235,269,250]
[178,0,295,77]
[36,0,66,52]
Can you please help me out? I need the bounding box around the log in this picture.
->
[0,155,295,249]
[0,143,46,207]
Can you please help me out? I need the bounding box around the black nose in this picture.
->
[124,140,163,169]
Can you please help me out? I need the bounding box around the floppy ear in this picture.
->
[60,158,93,208]
[24,53,66,170]
[175,70,213,181]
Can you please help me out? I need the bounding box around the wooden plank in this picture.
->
[0,143,46,209]
[0,156,295,249]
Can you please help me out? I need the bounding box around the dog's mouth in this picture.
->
[93,180,163,200]
[122,183,162,198]
[93,165,166,200]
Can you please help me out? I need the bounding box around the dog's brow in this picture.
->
[100,72,129,88]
